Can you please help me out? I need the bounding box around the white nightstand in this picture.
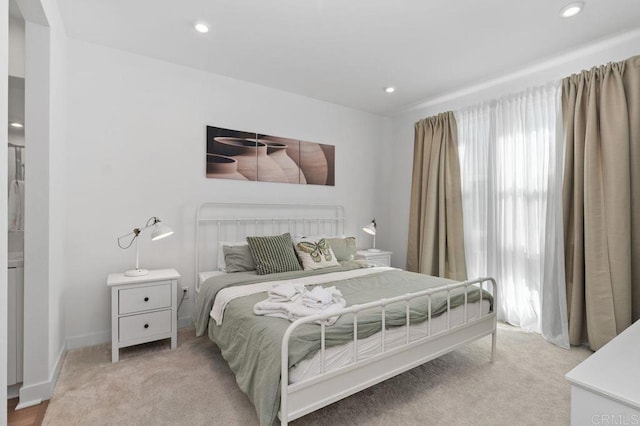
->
[356,250,392,267]
[107,268,180,362]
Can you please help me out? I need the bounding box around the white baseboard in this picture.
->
[49,341,66,392]
[16,396,42,410]
[17,341,66,409]
[8,384,21,399]
[66,330,111,350]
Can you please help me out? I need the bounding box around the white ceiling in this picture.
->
[57,0,640,116]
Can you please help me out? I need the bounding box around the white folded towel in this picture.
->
[8,180,25,231]
[254,285,346,325]
[268,283,302,302]
[8,148,16,186]
[301,285,345,309]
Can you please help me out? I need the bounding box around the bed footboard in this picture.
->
[279,277,498,425]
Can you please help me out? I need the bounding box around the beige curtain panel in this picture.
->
[407,112,467,280]
[562,55,640,350]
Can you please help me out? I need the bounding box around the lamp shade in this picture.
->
[362,220,376,235]
[151,221,174,241]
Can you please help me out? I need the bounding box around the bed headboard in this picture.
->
[195,203,346,287]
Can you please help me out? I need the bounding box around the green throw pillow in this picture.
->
[246,233,302,275]
[223,244,256,273]
[327,237,357,261]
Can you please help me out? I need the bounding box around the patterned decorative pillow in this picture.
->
[246,233,302,275]
[326,237,357,261]
[294,238,341,270]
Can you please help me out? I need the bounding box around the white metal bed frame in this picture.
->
[280,277,496,424]
[195,203,497,425]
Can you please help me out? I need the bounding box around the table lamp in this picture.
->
[117,216,174,277]
[362,219,380,252]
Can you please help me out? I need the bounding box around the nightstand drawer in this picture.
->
[369,255,391,266]
[119,310,171,343]
[119,282,171,315]
[356,250,392,267]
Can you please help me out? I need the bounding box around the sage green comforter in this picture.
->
[195,263,493,426]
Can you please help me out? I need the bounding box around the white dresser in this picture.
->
[108,269,180,362]
[566,319,640,425]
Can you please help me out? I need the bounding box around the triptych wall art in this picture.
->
[206,126,335,186]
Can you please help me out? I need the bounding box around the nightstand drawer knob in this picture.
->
[144,297,149,302]
[144,323,149,329]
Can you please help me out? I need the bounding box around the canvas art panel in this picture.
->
[206,126,335,186]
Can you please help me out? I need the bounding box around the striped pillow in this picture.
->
[246,233,302,275]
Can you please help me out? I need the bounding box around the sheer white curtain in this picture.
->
[456,84,569,348]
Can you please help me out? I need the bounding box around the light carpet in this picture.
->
[43,324,591,425]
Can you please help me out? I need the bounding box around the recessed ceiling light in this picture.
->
[560,2,584,18]
[10,122,23,128]
[194,22,209,33]
[384,87,395,93]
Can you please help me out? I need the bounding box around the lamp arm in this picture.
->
[117,217,161,249]
[144,216,160,228]
[118,230,139,249]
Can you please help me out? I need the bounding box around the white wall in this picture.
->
[19,0,67,407]
[380,29,640,269]
[22,20,52,404]
[2,0,11,419]
[63,39,389,347]
[43,0,66,386]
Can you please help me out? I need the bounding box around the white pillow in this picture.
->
[217,241,248,271]
[293,237,340,271]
